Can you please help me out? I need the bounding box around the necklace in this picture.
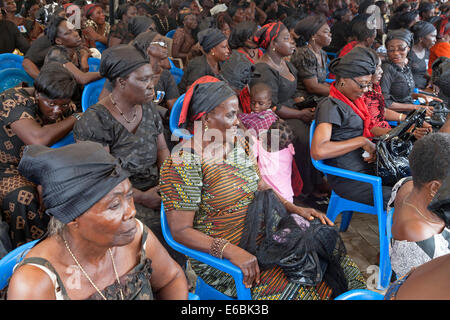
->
[109,94,137,123]
[155,14,169,33]
[403,196,442,225]
[63,235,125,300]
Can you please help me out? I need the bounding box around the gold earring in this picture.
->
[204,123,209,132]
[211,51,215,56]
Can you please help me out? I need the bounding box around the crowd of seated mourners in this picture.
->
[0,0,449,301]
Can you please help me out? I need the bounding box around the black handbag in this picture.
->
[376,107,427,186]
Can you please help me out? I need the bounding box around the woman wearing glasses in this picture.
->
[0,63,79,249]
[380,29,439,116]
[311,47,393,207]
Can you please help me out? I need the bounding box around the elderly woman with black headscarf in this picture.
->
[178,28,230,93]
[409,21,437,89]
[311,47,393,206]
[381,28,440,115]
[171,7,198,64]
[250,22,328,207]
[72,45,185,267]
[7,141,188,300]
[160,75,366,300]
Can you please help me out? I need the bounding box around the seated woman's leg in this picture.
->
[328,175,392,207]
[0,180,48,249]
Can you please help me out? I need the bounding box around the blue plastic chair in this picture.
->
[169,58,184,85]
[88,57,101,72]
[161,204,251,300]
[0,240,38,290]
[334,289,384,300]
[309,120,391,290]
[0,53,24,71]
[51,131,75,148]
[169,93,193,140]
[326,51,337,60]
[95,41,107,54]
[0,68,34,93]
[81,78,106,112]
[165,29,176,38]
[325,78,335,84]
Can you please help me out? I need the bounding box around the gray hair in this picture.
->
[47,216,66,237]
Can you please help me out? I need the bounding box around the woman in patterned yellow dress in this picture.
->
[160,76,366,300]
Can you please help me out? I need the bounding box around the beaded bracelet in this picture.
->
[209,237,230,259]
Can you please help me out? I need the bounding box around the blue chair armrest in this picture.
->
[161,205,251,300]
[314,159,382,187]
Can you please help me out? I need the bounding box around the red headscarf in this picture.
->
[253,22,285,50]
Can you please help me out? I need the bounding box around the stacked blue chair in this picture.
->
[165,29,176,38]
[161,204,251,300]
[0,68,34,93]
[309,120,391,290]
[0,53,24,71]
[81,78,106,112]
[334,289,384,300]
[88,57,101,72]
[169,58,183,85]
[95,41,107,54]
[169,93,193,140]
[0,240,38,290]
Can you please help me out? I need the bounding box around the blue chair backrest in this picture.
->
[335,289,384,300]
[0,54,24,71]
[95,41,107,54]
[0,240,38,290]
[165,29,176,38]
[169,59,183,85]
[169,93,193,140]
[51,131,75,148]
[81,78,106,112]
[160,204,251,299]
[0,68,34,93]
[88,57,101,72]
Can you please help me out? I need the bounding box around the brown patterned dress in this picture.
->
[0,88,49,248]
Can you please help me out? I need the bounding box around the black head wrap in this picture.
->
[100,45,149,83]
[131,30,160,58]
[219,51,259,90]
[418,2,435,15]
[428,173,450,229]
[128,15,155,37]
[431,56,450,100]
[197,28,227,53]
[115,3,134,20]
[18,142,130,224]
[329,46,378,78]
[388,10,419,30]
[294,15,328,47]
[386,28,414,48]
[410,20,436,41]
[178,76,236,128]
[253,22,286,49]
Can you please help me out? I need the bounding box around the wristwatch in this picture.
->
[72,113,82,121]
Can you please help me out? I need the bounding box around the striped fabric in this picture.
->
[160,139,366,300]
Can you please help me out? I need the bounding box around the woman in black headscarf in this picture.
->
[409,21,437,89]
[73,45,185,268]
[107,3,137,47]
[0,63,79,249]
[178,28,230,93]
[381,28,439,115]
[250,21,328,205]
[160,75,366,300]
[291,15,332,104]
[7,141,188,300]
[312,46,393,206]
[171,7,198,64]
[128,15,157,38]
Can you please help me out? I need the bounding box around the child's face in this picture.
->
[251,90,272,113]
